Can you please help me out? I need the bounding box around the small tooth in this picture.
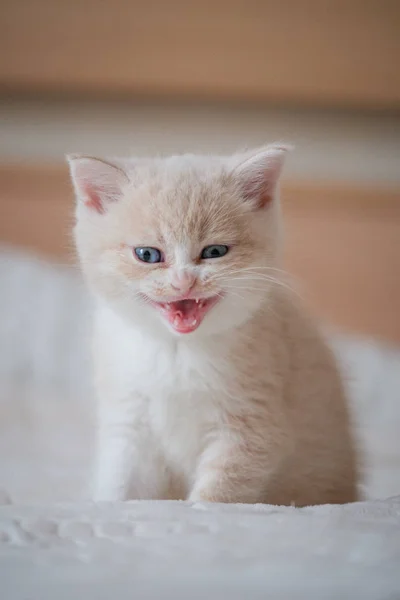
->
[195,299,200,304]
[191,318,198,326]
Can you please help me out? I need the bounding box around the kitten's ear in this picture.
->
[233,144,292,209]
[66,154,129,215]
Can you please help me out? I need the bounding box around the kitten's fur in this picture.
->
[69,145,358,506]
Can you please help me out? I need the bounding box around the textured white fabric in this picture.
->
[0,246,399,598]
[1,497,400,599]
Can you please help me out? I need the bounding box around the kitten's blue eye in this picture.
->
[134,247,163,264]
[201,245,229,259]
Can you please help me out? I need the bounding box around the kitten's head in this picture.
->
[68,145,290,338]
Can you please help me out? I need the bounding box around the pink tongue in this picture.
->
[166,300,202,331]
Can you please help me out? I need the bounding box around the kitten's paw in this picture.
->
[188,490,227,504]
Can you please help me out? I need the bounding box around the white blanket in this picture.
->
[1,497,400,599]
[0,247,400,598]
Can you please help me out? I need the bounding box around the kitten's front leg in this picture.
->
[92,426,136,502]
[188,429,291,504]
[92,405,164,502]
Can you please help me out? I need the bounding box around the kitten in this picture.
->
[68,145,358,506]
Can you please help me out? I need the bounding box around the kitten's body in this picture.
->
[69,147,358,506]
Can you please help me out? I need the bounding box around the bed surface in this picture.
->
[2,497,400,599]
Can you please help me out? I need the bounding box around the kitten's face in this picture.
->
[70,148,288,337]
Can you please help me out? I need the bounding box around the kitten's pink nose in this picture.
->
[170,271,196,293]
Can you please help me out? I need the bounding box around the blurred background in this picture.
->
[0,0,399,341]
[0,0,399,501]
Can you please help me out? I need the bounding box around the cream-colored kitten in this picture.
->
[68,145,357,506]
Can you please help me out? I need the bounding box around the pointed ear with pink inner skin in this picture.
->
[233,144,292,209]
[66,154,129,215]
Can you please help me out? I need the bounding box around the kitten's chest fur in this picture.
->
[97,306,230,471]
[147,348,223,469]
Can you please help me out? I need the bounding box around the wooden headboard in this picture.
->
[1,164,399,344]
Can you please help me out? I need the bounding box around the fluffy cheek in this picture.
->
[201,287,263,334]
[81,248,145,311]
[138,273,168,298]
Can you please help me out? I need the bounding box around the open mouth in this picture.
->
[147,296,220,334]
